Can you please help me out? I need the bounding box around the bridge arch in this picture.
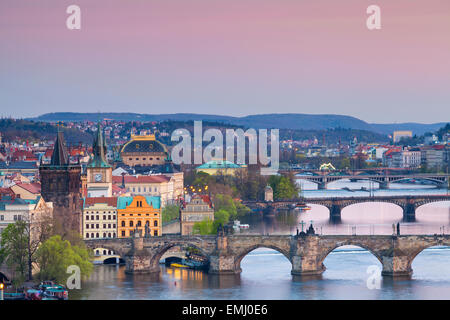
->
[388,177,445,186]
[84,240,129,257]
[407,241,450,271]
[339,201,404,220]
[415,200,450,212]
[318,242,383,268]
[149,242,211,270]
[234,244,291,273]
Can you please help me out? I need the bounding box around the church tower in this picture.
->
[40,128,82,235]
[86,122,112,197]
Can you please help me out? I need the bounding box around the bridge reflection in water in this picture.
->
[69,245,450,300]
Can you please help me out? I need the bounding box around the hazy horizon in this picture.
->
[1,1,449,123]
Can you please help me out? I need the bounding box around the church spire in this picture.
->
[50,125,69,166]
[88,122,110,168]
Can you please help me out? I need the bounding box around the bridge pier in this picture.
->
[317,182,327,190]
[402,203,416,222]
[290,236,326,276]
[379,181,390,190]
[380,255,412,277]
[208,235,241,274]
[329,204,342,224]
[125,233,158,274]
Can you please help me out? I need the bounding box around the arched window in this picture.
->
[137,221,141,227]
[86,233,89,238]
[96,233,99,238]
[108,233,111,238]
[103,233,106,238]
[103,250,107,255]
[130,221,134,227]
[121,221,125,227]
[154,220,158,227]
[91,233,94,238]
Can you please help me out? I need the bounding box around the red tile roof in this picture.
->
[84,197,118,207]
[112,175,170,184]
[14,182,41,194]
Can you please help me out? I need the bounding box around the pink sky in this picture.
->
[1,0,449,122]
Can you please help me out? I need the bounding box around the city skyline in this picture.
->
[1,0,449,123]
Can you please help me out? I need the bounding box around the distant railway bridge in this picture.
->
[243,194,450,222]
[280,171,448,190]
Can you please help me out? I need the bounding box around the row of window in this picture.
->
[121,229,158,237]
[85,215,116,221]
[95,249,115,256]
[85,211,116,214]
[86,232,116,239]
[128,157,161,161]
[0,215,23,221]
[86,223,117,229]
[130,187,159,193]
[120,220,158,227]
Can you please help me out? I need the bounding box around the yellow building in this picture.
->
[120,134,168,167]
[117,195,161,238]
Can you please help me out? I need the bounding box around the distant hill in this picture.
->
[0,118,92,145]
[28,112,447,136]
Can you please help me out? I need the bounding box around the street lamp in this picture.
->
[0,282,4,300]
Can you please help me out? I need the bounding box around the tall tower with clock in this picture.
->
[86,122,112,197]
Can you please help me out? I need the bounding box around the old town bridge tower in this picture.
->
[39,129,82,235]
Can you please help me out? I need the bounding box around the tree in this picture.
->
[192,219,214,235]
[268,174,299,200]
[214,195,237,219]
[0,221,29,287]
[0,214,54,285]
[162,204,180,223]
[36,235,93,284]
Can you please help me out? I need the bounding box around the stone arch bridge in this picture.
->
[290,173,448,190]
[244,194,450,222]
[84,234,450,278]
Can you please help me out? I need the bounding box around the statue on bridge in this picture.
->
[306,223,315,235]
[145,221,151,238]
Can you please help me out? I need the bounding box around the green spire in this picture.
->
[87,122,110,168]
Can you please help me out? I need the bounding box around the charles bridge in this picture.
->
[84,233,450,278]
[243,194,450,222]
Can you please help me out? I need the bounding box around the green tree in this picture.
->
[0,221,29,287]
[214,194,237,218]
[268,174,299,200]
[36,235,93,284]
[192,219,214,235]
[162,204,180,223]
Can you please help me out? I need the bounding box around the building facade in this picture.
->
[120,134,168,167]
[112,173,183,206]
[180,195,214,235]
[82,197,118,239]
[117,195,161,238]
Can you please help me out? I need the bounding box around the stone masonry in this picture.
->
[84,234,450,277]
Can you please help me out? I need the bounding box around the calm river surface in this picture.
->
[72,180,449,300]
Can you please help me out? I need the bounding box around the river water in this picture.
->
[71,180,450,300]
